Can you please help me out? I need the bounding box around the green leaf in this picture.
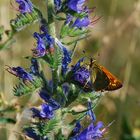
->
[52,47,63,69]
[60,24,89,38]
[65,84,80,107]
[55,129,66,140]
[10,9,40,32]
[43,118,59,135]
[13,77,43,96]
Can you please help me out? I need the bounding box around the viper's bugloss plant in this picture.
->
[2,0,123,139]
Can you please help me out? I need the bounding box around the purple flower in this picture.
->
[87,100,96,121]
[70,58,93,91]
[32,33,46,57]
[72,17,90,28]
[40,26,54,48]
[73,67,90,84]
[24,127,42,140]
[72,67,92,91]
[72,121,82,134]
[60,46,71,74]
[31,103,54,119]
[30,108,40,118]
[54,0,62,11]
[33,26,55,57]
[62,83,69,95]
[40,104,54,119]
[72,122,104,140]
[30,58,39,75]
[24,127,48,140]
[55,38,71,74]
[16,0,33,14]
[65,14,73,25]
[68,0,86,13]
[39,89,60,110]
[6,66,33,82]
[72,58,84,72]
[70,101,105,140]
[65,14,90,29]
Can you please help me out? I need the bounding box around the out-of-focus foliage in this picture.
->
[0,0,140,140]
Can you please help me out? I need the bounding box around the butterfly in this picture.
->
[85,58,123,91]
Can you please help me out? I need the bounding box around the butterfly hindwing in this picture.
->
[92,66,110,91]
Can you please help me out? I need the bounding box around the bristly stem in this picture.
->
[0,31,16,50]
[47,0,58,94]
[47,0,56,37]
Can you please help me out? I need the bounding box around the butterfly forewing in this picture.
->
[99,66,123,91]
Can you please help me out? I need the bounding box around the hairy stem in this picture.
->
[47,0,56,37]
[47,0,59,94]
[0,31,16,50]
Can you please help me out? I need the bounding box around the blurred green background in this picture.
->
[0,0,140,140]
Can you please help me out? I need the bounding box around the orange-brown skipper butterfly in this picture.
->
[88,58,123,91]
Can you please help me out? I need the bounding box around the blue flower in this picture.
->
[72,121,82,135]
[72,122,104,140]
[61,46,71,74]
[24,127,43,140]
[54,0,62,11]
[72,58,84,72]
[65,14,73,25]
[39,89,60,110]
[70,58,93,91]
[16,0,33,14]
[68,0,86,13]
[72,17,90,28]
[30,58,39,75]
[62,83,69,95]
[33,26,55,57]
[70,101,105,140]
[6,66,33,82]
[32,32,46,57]
[55,38,71,74]
[72,67,92,91]
[65,14,90,29]
[24,127,48,140]
[30,108,40,118]
[73,67,90,84]
[31,103,54,119]
[40,26,55,48]
[87,100,96,121]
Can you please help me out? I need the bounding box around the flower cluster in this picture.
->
[31,90,60,119]
[5,0,121,139]
[70,100,107,140]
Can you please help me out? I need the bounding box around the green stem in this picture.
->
[47,0,59,94]
[0,31,16,50]
[47,0,56,37]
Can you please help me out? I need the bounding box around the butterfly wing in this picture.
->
[92,66,110,91]
[99,65,123,91]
